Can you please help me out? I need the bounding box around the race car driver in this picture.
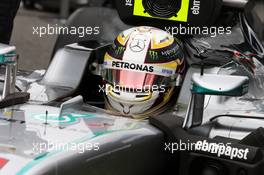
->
[102,26,186,119]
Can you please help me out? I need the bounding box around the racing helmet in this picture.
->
[102,26,185,118]
[240,0,264,56]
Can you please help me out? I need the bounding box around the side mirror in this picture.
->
[0,44,17,99]
[183,73,249,128]
[191,73,249,96]
[0,43,29,107]
[0,44,16,58]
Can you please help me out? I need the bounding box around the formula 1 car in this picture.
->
[0,0,264,174]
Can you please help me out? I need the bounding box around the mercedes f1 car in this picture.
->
[0,0,264,174]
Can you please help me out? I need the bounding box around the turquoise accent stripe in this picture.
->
[0,55,4,63]
[16,150,60,175]
[16,133,100,175]
[17,113,98,175]
[0,52,16,64]
[32,113,96,125]
[16,127,137,174]
[192,83,249,96]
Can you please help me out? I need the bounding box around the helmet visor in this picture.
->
[103,69,174,90]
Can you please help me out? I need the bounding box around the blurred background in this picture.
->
[10,0,112,71]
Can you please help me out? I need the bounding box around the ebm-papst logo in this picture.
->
[195,140,249,160]
[191,0,200,15]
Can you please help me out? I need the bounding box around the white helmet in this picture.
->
[102,26,185,118]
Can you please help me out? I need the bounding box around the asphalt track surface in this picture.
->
[10,7,59,71]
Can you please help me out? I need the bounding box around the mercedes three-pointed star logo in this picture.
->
[129,39,145,52]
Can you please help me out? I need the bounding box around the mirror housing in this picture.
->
[183,73,249,129]
[191,73,249,96]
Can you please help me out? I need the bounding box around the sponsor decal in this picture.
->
[104,55,176,77]
[191,0,201,15]
[161,46,179,56]
[115,46,126,55]
[195,140,249,160]
[112,61,154,73]
[165,140,250,161]
[133,0,190,22]
[0,53,16,64]
[162,69,173,75]
[149,50,158,60]
[33,113,96,125]
[129,39,146,52]
[0,158,9,169]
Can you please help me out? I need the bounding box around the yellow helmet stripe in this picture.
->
[104,52,115,61]
[117,34,130,46]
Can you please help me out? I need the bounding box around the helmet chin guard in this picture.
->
[105,83,160,116]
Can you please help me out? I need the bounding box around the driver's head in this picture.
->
[102,26,186,118]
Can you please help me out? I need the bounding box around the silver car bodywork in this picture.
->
[0,22,263,174]
[0,43,166,175]
[0,101,164,175]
